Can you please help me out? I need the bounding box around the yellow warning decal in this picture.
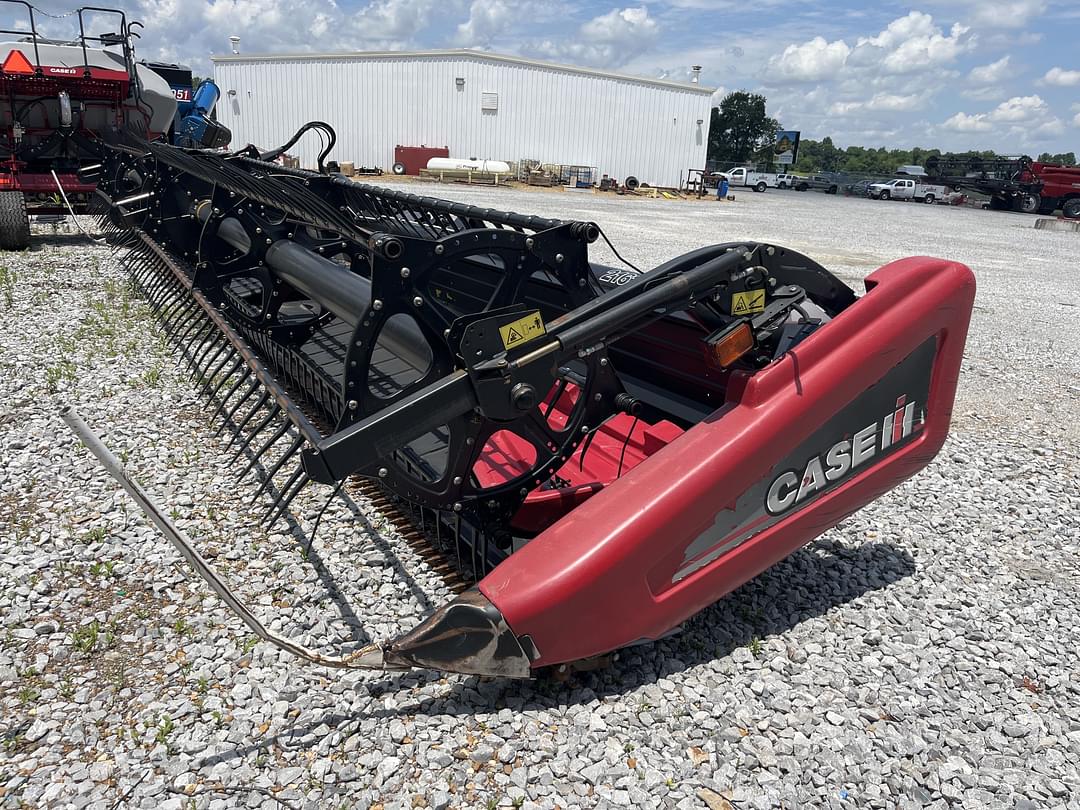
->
[499,311,546,350]
[731,289,766,315]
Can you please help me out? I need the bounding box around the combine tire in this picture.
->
[1063,199,1080,219]
[392,162,406,175]
[1017,193,1041,214]
[754,181,767,193]
[923,193,936,204]
[0,192,29,250]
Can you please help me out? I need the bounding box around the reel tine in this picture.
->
[164,299,200,340]
[173,309,209,348]
[182,325,219,370]
[264,467,309,528]
[205,358,245,403]
[216,377,259,435]
[191,333,226,370]
[195,344,235,391]
[250,434,305,502]
[230,401,281,463]
[236,416,290,481]
[160,295,192,335]
[226,390,271,448]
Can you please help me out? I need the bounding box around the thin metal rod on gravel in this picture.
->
[59,405,393,671]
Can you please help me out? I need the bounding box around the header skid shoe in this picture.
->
[84,134,975,676]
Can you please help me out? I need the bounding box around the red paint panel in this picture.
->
[470,379,684,534]
[3,173,95,193]
[479,257,975,667]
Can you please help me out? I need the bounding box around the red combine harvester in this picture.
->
[0,1,177,247]
[926,154,1080,218]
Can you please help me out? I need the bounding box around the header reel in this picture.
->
[92,139,845,547]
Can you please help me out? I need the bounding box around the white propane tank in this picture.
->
[426,157,511,174]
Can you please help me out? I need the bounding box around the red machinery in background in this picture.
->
[392,144,449,175]
[926,154,1080,218]
[0,2,179,247]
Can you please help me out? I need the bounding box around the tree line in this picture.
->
[707,91,1077,175]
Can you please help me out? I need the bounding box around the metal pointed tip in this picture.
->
[348,643,389,669]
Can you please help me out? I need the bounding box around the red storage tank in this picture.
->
[393,145,450,175]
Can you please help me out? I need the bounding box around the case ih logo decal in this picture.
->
[766,396,923,515]
[671,336,937,585]
[44,66,78,76]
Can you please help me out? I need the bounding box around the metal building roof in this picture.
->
[210,48,716,95]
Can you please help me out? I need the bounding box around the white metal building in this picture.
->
[211,50,714,188]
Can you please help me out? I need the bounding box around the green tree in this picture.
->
[1037,152,1076,165]
[707,92,781,168]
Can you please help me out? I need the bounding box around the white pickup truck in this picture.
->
[869,178,950,204]
[720,166,779,192]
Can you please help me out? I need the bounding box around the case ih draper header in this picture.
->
[64,120,975,676]
[71,132,977,677]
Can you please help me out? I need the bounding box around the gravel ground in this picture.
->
[0,190,1077,810]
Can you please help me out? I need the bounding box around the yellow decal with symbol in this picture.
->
[731,290,766,315]
[499,311,546,350]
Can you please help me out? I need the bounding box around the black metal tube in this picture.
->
[216,217,251,254]
[199,207,431,371]
[264,240,370,325]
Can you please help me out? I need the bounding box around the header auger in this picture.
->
[78,132,975,677]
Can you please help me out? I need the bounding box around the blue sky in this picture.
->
[11,0,1080,153]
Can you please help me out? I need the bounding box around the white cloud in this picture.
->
[766,12,972,85]
[767,36,850,82]
[1041,67,1080,87]
[348,0,448,41]
[455,0,512,47]
[943,111,992,131]
[130,0,452,64]
[943,95,1059,138]
[989,94,1048,122]
[1032,118,1065,137]
[961,85,1008,102]
[968,55,1011,84]
[968,0,1046,29]
[828,100,862,115]
[533,7,659,68]
[852,12,973,75]
[866,92,923,111]
[1074,112,1080,128]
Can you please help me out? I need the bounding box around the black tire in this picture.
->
[1063,198,1080,219]
[827,185,837,195]
[923,193,935,204]
[391,162,406,175]
[1017,193,1040,214]
[754,181,767,192]
[625,175,640,191]
[796,183,808,192]
[880,189,891,201]
[0,192,29,250]
[778,182,787,189]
